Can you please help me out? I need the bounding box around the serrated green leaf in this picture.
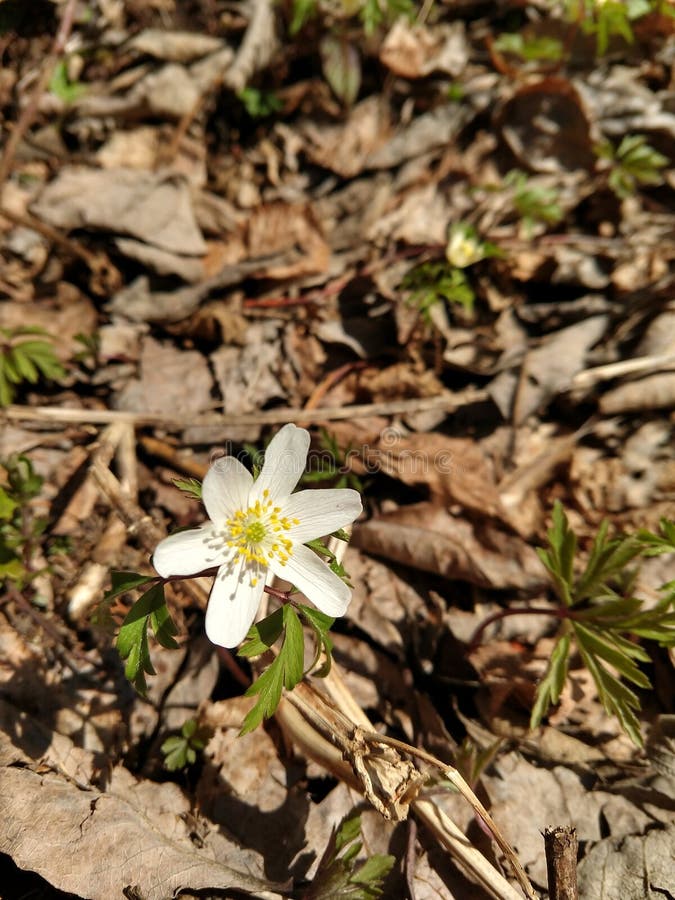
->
[336,815,362,851]
[105,570,157,602]
[0,487,18,520]
[577,641,644,746]
[172,477,202,500]
[150,597,179,649]
[283,604,305,685]
[352,854,396,887]
[298,604,335,634]
[2,352,22,384]
[298,603,335,676]
[116,583,172,694]
[574,595,642,622]
[0,368,13,406]
[305,537,336,561]
[573,622,651,688]
[240,606,305,734]
[530,633,571,729]
[8,347,39,383]
[238,606,285,658]
[305,813,394,899]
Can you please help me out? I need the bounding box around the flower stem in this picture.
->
[467,605,571,654]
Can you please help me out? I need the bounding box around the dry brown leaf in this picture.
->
[485,751,659,889]
[353,503,547,591]
[371,431,505,519]
[127,29,225,62]
[31,167,206,255]
[577,825,675,899]
[302,96,391,177]
[114,336,214,416]
[509,315,608,424]
[247,201,330,278]
[0,285,97,362]
[600,371,675,413]
[0,766,280,899]
[380,20,469,79]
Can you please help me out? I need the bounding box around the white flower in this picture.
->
[446,223,484,268]
[153,424,363,648]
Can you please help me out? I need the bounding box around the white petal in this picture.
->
[202,456,253,524]
[270,543,351,618]
[283,489,362,543]
[153,523,224,577]
[249,423,310,503]
[205,558,266,648]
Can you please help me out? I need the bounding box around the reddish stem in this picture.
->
[467,606,572,655]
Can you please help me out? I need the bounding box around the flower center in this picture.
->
[220,489,300,583]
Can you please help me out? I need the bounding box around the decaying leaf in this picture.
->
[353,503,547,591]
[31,167,206,255]
[0,766,281,899]
[380,20,469,79]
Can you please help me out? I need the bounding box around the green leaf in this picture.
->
[576,639,644,747]
[0,367,13,406]
[151,601,179,650]
[303,813,395,899]
[575,530,642,603]
[240,605,305,734]
[637,519,675,555]
[289,0,317,34]
[573,622,651,688]
[320,35,361,107]
[0,487,18,521]
[8,347,39,383]
[530,633,571,729]
[537,501,576,606]
[49,58,86,104]
[105,570,157,603]
[172,477,202,500]
[238,606,285,658]
[116,583,177,694]
[298,603,335,676]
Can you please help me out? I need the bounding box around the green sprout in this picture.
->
[564,0,666,55]
[302,813,395,899]
[402,262,476,320]
[596,134,669,198]
[237,87,283,118]
[504,170,564,236]
[0,455,46,588]
[0,326,65,407]
[161,718,209,771]
[531,504,675,746]
[49,58,86,104]
[493,32,565,63]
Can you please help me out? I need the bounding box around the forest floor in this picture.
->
[1,1,675,898]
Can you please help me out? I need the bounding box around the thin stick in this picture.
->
[0,0,78,187]
[2,390,488,429]
[358,730,537,900]
[544,826,578,900]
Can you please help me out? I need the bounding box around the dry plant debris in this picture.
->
[1,0,675,897]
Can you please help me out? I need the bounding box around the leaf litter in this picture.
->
[1,0,675,897]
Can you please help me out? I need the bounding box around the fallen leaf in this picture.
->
[114,336,214,416]
[246,201,330,278]
[31,167,206,255]
[577,826,675,899]
[380,20,469,79]
[0,766,280,899]
[353,503,547,591]
[127,29,224,62]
